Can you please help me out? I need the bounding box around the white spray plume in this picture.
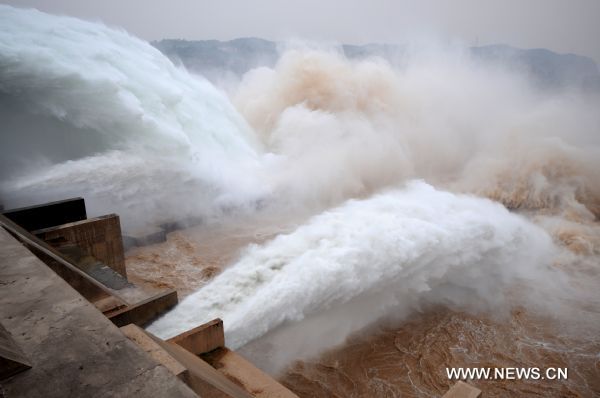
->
[148,181,564,372]
[2,7,599,375]
[0,5,266,230]
[2,7,599,228]
[235,48,600,216]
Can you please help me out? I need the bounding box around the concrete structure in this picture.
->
[123,322,299,398]
[122,324,252,398]
[34,214,127,277]
[1,212,127,303]
[0,227,198,397]
[4,197,475,397]
[1,198,299,397]
[3,198,87,231]
[168,318,225,355]
[107,289,178,327]
[0,322,31,380]
[201,348,298,398]
[1,204,178,329]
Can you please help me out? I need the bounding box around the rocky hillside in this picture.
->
[153,38,600,91]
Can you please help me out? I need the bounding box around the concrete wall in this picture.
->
[0,227,198,398]
[168,318,225,355]
[34,214,127,278]
[3,198,86,231]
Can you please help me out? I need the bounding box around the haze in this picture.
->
[3,0,600,63]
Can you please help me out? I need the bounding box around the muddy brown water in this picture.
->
[279,308,599,397]
[126,220,600,397]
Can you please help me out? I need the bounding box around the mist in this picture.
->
[1,5,599,376]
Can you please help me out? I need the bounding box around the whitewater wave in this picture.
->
[0,5,265,229]
[2,6,599,230]
[235,49,600,215]
[148,181,561,370]
[1,6,598,376]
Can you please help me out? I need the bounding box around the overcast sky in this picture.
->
[4,0,600,63]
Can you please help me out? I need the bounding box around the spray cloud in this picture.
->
[1,6,599,375]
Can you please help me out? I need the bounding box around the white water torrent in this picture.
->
[0,5,265,230]
[147,181,564,370]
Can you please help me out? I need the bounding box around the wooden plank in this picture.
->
[107,289,178,327]
[168,319,224,355]
[34,214,127,278]
[0,322,32,380]
[443,381,482,398]
[2,198,86,231]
